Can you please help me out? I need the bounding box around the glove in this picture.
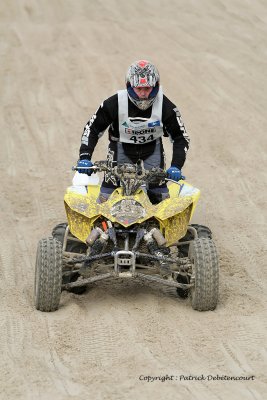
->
[166,166,183,181]
[77,159,93,175]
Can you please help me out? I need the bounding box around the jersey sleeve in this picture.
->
[79,94,117,160]
[162,96,190,169]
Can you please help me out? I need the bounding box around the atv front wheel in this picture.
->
[34,237,62,312]
[178,224,212,258]
[189,238,219,311]
[52,223,87,294]
[52,223,87,253]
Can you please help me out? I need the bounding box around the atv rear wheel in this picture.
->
[34,237,62,312]
[189,238,219,311]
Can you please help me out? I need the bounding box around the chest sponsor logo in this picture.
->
[125,127,156,135]
[148,120,160,127]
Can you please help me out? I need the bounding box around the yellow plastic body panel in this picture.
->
[64,180,200,246]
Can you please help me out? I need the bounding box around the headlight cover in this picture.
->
[110,199,146,225]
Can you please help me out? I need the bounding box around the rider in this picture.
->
[77,60,190,203]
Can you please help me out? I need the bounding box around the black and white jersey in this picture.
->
[79,90,190,169]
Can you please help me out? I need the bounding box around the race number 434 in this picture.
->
[129,134,154,143]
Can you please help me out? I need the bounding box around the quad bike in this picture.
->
[34,160,219,312]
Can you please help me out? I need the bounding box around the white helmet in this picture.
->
[126,60,160,110]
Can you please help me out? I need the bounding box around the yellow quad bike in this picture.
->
[34,161,219,312]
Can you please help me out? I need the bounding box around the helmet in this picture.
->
[126,60,160,110]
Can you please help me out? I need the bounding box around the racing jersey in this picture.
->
[117,87,164,144]
[79,89,190,169]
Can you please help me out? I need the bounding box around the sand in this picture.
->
[0,1,266,399]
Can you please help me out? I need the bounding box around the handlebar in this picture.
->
[72,161,185,191]
[73,161,166,176]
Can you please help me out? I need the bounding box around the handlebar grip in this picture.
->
[72,166,97,171]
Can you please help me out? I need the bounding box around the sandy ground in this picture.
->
[0,0,267,399]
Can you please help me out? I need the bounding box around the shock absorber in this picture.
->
[86,227,102,246]
[144,228,171,278]
[132,228,146,251]
[107,220,117,250]
[80,227,109,277]
[86,227,109,256]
